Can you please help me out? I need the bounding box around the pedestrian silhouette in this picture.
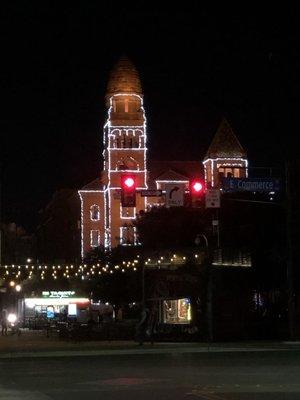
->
[135,306,150,345]
[1,309,8,336]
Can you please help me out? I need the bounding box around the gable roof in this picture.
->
[148,160,203,189]
[155,169,190,182]
[205,118,247,159]
[80,178,104,191]
[80,161,204,191]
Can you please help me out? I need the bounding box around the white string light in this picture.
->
[203,157,248,187]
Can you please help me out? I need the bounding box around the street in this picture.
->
[1,349,300,399]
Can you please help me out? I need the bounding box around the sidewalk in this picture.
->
[1,330,300,359]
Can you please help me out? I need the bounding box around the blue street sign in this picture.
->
[222,177,280,192]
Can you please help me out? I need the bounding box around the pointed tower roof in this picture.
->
[205,118,247,159]
[105,56,142,105]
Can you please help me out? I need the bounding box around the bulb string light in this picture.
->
[0,250,251,283]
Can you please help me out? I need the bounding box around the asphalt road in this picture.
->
[0,350,300,399]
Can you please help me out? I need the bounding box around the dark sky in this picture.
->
[1,3,299,231]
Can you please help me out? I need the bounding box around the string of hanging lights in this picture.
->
[0,253,208,283]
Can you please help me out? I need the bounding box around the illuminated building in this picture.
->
[79,56,147,255]
[203,118,248,188]
[79,56,248,258]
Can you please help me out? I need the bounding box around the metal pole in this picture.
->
[0,181,2,266]
[142,261,145,308]
[207,239,213,343]
[285,162,296,340]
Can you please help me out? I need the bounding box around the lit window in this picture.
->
[162,298,192,324]
[233,168,240,178]
[90,205,100,221]
[219,166,242,179]
[124,99,129,113]
[90,230,100,247]
[120,226,136,246]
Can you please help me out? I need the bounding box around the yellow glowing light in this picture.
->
[15,284,22,292]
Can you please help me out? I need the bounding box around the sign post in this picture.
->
[205,189,220,208]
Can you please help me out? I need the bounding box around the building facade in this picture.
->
[79,56,248,258]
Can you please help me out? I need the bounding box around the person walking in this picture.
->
[135,306,150,345]
[116,306,123,322]
[146,306,158,345]
[1,309,8,336]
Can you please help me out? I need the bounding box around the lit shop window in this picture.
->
[90,230,100,247]
[90,205,100,221]
[163,298,192,324]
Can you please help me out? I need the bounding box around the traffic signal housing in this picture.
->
[121,174,136,207]
[189,179,205,207]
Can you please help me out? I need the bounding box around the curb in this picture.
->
[0,346,294,359]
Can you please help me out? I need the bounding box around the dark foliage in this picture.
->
[135,206,212,250]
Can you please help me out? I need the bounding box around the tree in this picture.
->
[135,206,211,250]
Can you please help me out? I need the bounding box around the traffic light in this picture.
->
[121,174,136,207]
[189,179,205,207]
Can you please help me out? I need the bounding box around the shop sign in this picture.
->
[42,291,76,298]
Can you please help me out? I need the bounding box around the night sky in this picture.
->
[1,4,299,232]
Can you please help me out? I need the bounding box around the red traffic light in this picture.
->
[123,177,135,189]
[121,175,136,191]
[189,180,205,208]
[192,181,203,193]
[121,174,136,207]
[190,180,205,194]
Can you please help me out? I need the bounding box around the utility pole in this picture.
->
[0,180,2,266]
[142,261,145,308]
[285,162,296,340]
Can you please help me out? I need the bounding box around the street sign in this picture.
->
[205,189,221,208]
[165,184,185,207]
[140,189,162,197]
[222,177,280,192]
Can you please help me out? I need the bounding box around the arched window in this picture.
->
[90,205,100,221]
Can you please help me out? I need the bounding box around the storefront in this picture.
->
[19,290,90,326]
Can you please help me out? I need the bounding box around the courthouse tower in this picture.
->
[79,57,148,257]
